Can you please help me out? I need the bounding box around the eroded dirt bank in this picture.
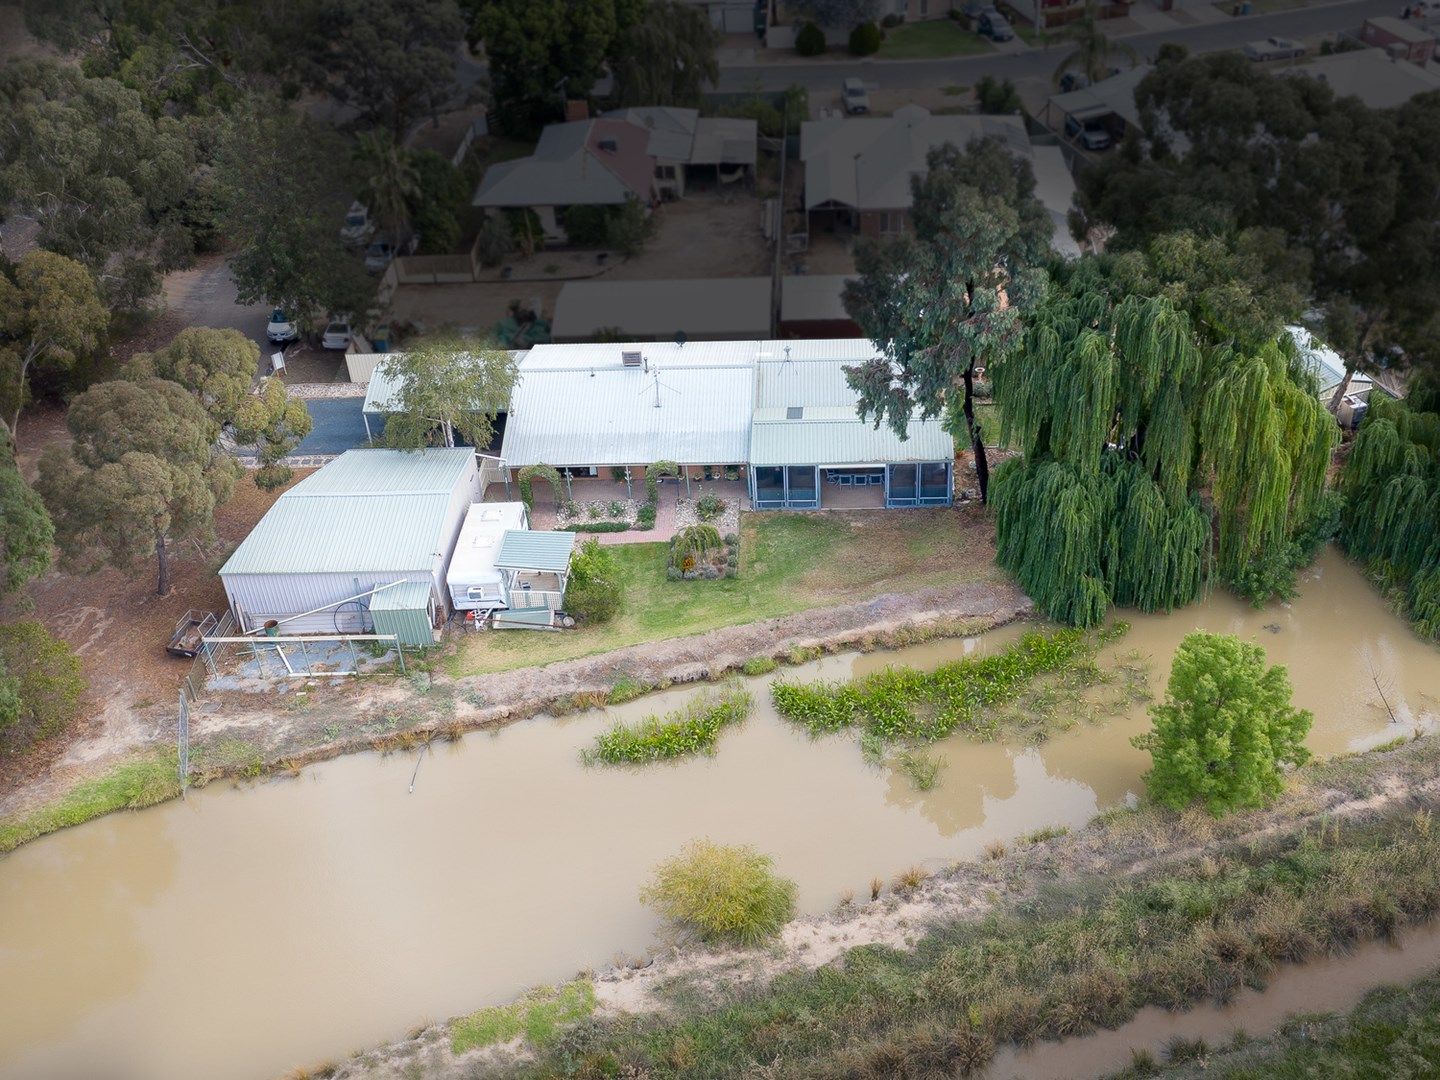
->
[0,580,1031,823]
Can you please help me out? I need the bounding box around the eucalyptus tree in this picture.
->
[610,0,720,109]
[989,233,1336,625]
[378,334,520,450]
[842,138,1052,503]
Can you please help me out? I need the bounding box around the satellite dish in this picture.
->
[675,330,687,348]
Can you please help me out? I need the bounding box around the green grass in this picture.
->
[975,401,1007,447]
[0,752,181,853]
[583,686,753,765]
[452,510,999,676]
[893,747,944,791]
[741,656,778,676]
[515,804,1440,1078]
[450,980,595,1054]
[878,19,994,59]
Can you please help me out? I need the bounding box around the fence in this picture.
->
[177,691,189,791]
[182,610,236,704]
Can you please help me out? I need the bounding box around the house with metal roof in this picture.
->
[604,107,758,199]
[218,448,479,644]
[799,107,1078,255]
[472,118,657,243]
[1286,47,1440,109]
[551,277,772,342]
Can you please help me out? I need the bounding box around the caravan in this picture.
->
[446,502,530,615]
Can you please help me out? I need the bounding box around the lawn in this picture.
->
[877,20,994,59]
[451,508,1001,676]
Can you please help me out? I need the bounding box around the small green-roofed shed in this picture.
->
[495,530,577,573]
[368,581,437,648]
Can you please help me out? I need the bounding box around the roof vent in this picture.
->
[786,406,804,420]
[622,350,643,367]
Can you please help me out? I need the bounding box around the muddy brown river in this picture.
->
[1,549,1437,1080]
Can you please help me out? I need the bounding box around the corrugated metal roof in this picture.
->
[1047,66,1151,129]
[500,361,755,466]
[1288,326,1372,397]
[781,275,857,323]
[220,449,475,577]
[1288,47,1440,109]
[362,352,526,415]
[369,581,434,611]
[495,529,577,572]
[286,448,475,496]
[551,278,771,341]
[750,416,954,467]
[755,356,879,409]
[691,117,758,166]
[520,339,761,370]
[219,493,452,575]
[473,119,652,208]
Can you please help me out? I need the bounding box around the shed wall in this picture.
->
[221,571,440,635]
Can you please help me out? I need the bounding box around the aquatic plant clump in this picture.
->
[583,686,752,765]
[771,625,1128,745]
[641,839,797,947]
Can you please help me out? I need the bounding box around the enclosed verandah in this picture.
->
[749,461,952,510]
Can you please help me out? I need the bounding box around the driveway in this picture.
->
[163,255,272,379]
[292,398,379,456]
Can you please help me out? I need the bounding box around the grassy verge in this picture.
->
[450,980,594,1054]
[452,509,1001,676]
[0,751,180,853]
[771,624,1133,745]
[1113,969,1440,1078]
[583,685,753,765]
[514,792,1440,1078]
[878,19,994,59]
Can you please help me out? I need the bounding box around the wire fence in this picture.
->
[177,690,190,792]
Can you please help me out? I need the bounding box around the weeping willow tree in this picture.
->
[1339,387,1440,639]
[990,258,1336,626]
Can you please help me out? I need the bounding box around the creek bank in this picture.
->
[0,580,1032,850]
[326,737,1440,1080]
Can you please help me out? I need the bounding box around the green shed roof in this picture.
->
[495,530,576,573]
[368,581,433,611]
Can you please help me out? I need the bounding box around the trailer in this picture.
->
[167,610,219,658]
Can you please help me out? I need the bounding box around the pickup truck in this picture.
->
[1243,36,1305,61]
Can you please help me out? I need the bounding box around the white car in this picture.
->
[320,320,352,351]
[842,77,870,115]
[265,308,298,344]
[340,201,373,246]
[1244,36,1305,61]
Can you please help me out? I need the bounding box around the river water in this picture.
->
[1,549,1437,1080]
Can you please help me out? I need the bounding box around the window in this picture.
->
[754,466,785,508]
[919,0,929,14]
[919,462,951,503]
[887,464,918,505]
[753,465,819,509]
[879,211,905,235]
[786,465,819,508]
[656,165,677,180]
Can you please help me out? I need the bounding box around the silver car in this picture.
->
[1244,36,1305,61]
[842,77,870,115]
[321,320,352,351]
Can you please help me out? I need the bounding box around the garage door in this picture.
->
[723,4,753,31]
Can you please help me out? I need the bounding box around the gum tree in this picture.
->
[843,138,1052,503]
[378,334,519,450]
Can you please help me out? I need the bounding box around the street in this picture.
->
[713,0,1400,91]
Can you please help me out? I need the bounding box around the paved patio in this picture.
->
[508,475,750,545]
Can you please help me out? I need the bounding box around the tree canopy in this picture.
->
[1134,631,1312,815]
[0,432,53,597]
[37,378,238,595]
[378,335,520,450]
[989,233,1335,624]
[125,327,256,430]
[0,250,109,435]
[842,138,1052,503]
[609,0,719,109]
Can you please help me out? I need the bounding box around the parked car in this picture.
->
[340,201,373,246]
[1058,72,1090,94]
[842,77,870,115]
[265,308,298,345]
[321,320,352,351]
[1244,36,1305,61]
[1064,115,1112,151]
[977,11,1014,41]
[363,233,419,274]
[958,0,997,27]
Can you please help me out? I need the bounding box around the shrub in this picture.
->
[560,204,614,247]
[584,686,752,765]
[695,493,725,522]
[640,839,797,946]
[587,503,604,519]
[0,620,86,750]
[562,538,622,624]
[849,21,882,56]
[795,21,826,55]
[517,463,564,508]
[254,463,293,491]
[606,197,652,256]
[562,521,630,533]
[976,74,1021,115]
[636,502,657,529]
[669,524,724,569]
[607,499,625,517]
[880,12,903,27]
[723,532,738,546]
[1132,631,1312,816]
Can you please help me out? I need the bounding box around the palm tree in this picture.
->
[353,130,419,248]
[1050,0,1139,86]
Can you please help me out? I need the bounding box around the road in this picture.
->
[713,0,1400,92]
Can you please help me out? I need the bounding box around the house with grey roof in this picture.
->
[471,117,657,243]
[799,106,1080,256]
[606,107,758,199]
[1287,46,1440,109]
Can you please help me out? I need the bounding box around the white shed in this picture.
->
[218,448,479,641]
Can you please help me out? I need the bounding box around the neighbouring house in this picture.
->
[749,340,955,510]
[1360,16,1436,64]
[798,106,1080,256]
[1289,325,1382,427]
[680,0,759,32]
[445,501,577,629]
[550,277,772,342]
[1043,65,1151,147]
[604,107,758,199]
[1287,47,1440,108]
[218,448,480,644]
[471,118,657,243]
[1010,0,1129,31]
[779,275,861,339]
[496,337,958,509]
